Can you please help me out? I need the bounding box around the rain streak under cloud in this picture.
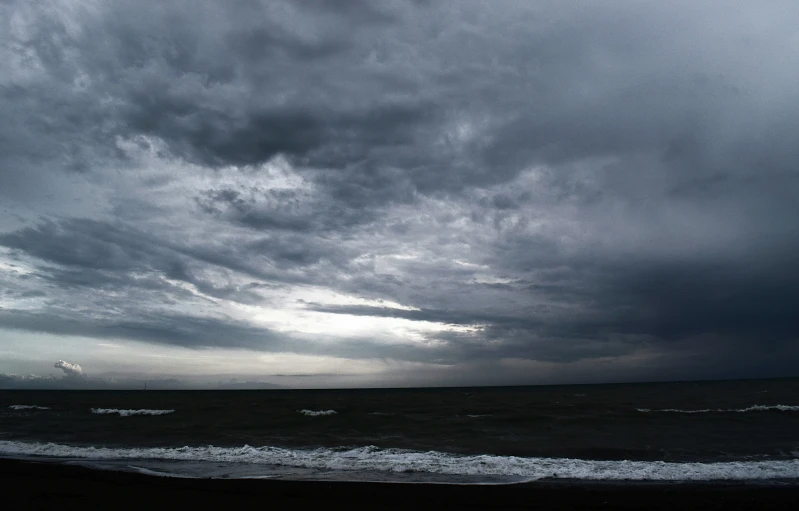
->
[1,0,799,388]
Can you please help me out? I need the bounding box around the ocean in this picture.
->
[2,378,799,484]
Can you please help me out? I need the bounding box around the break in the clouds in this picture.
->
[1,0,798,387]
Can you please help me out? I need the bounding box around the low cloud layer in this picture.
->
[1,1,798,387]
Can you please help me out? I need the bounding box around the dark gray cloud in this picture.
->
[2,0,798,386]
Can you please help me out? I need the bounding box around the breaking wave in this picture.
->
[637,405,799,414]
[8,405,50,410]
[298,409,337,416]
[91,408,175,416]
[1,440,798,482]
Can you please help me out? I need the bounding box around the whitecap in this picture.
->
[298,409,337,416]
[8,405,50,410]
[637,405,799,414]
[1,440,798,482]
[91,408,174,416]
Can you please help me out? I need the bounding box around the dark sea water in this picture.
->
[2,378,799,483]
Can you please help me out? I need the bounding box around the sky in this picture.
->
[1,0,798,389]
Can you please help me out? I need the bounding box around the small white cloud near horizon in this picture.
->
[54,360,84,378]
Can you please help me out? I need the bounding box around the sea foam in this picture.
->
[91,408,175,416]
[637,405,799,414]
[8,405,50,410]
[1,440,798,482]
[298,409,337,416]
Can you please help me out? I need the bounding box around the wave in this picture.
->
[1,440,798,482]
[637,405,799,414]
[126,465,197,478]
[298,409,337,416]
[91,408,175,416]
[8,405,50,410]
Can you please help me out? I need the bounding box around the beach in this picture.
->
[4,459,799,510]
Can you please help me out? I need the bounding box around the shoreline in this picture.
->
[4,459,799,510]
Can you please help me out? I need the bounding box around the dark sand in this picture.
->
[3,459,799,510]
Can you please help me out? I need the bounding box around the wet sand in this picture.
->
[3,458,799,510]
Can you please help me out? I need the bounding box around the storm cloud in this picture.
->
[1,0,798,387]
